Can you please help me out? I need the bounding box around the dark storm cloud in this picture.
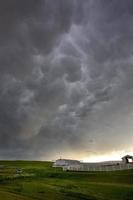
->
[0,0,133,160]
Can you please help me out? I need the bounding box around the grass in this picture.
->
[0,161,133,200]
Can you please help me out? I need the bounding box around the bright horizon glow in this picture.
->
[82,150,133,163]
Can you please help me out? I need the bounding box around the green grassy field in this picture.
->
[0,161,133,200]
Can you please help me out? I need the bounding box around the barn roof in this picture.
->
[56,159,80,162]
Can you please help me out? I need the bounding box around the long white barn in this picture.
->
[53,155,133,171]
[53,159,80,167]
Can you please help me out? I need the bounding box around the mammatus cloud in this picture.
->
[0,0,133,160]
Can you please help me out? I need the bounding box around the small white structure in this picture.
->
[122,155,133,164]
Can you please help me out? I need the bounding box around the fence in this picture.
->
[63,163,133,172]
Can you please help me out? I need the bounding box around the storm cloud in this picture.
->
[0,0,133,160]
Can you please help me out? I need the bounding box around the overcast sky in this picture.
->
[0,0,133,160]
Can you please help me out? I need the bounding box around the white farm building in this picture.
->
[53,159,80,167]
[53,155,133,172]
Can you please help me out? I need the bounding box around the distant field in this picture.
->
[0,161,133,200]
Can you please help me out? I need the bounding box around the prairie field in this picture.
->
[0,161,133,200]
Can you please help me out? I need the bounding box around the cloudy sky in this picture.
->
[0,0,133,161]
